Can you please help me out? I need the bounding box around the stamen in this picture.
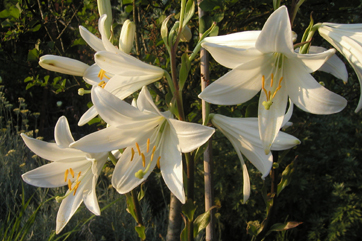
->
[98,69,110,81]
[73,181,81,195]
[135,142,141,155]
[261,76,268,98]
[68,179,72,190]
[157,156,161,169]
[64,169,69,182]
[270,73,274,87]
[76,171,81,181]
[69,168,75,178]
[141,153,146,167]
[150,146,156,162]
[130,148,135,161]
[98,81,106,88]
[147,138,150,153]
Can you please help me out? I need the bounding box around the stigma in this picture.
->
[261,74,283,110]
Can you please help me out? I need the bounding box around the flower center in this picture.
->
[64,168,82,195]
[131,138,161,179]
[261,74,283,110]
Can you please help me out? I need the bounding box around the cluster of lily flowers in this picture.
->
[20,4,362,234]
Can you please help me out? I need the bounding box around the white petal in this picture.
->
[21,133,84,161]
[82,174,101,216]
[92,87,161,126]
[22,159,89,188]
[295,48,336,73]
[119,20,136,54]
[159,124,185,204]
[285,59,347,114]
[307,46,348,82]
[95,51,164,77]
[282,99,294,127]
[112,140,158,194]
[255,6,294,56]
[78,106,98,126]
[83,64,103,86]
[70,125,154,153]
[199,55,270,105]
[39,55,89,76]
[271,132,300,151]
[136,86,162,115]
[202,31,260,48]
[167,118,214,153]
[98,14,123,54]
[55,116,74,148]
[79,26,106,52]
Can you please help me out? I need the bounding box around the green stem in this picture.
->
[131,190,144,226]
[108,151,117,166]
[299,23,322,54]
[185,152,194,241]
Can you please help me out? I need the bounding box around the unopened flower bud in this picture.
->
[180,25,192,42]
[39,55,89,76]
[97,0,112,39]
[119,20,136,54]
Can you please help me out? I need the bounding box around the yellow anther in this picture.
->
[141,153,146,167]
[69,168,74,178]
[270,73,274,87]
[73,181,81,196]
[64,169,69,182]
[68,179,72,190]
[157,156,161,169]
[261,74,283,110]
[76,171,81,182]
[98,81,106,88]
[130,148,135,161]
[135,142,141,155]
[147,138,150,153]
[150,146,156,162]
[98,69,110,81]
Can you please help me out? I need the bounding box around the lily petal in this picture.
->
[167,118,214,153]
[295,48,336,73]
[98,14,123,54]
[78,105,98,126]
[55,116,75,148]
[255,6,294,56]
[39,55,89,76]
[285,59,347,114]
[79,26,106,52]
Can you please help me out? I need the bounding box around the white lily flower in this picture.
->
[318,22,362,112]
[71,86,215,203]
[77,14,163,126]
[210,101,300,202]
[199,6,347,154]
[21,116,108,234]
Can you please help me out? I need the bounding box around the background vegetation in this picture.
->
[1,0,362,240]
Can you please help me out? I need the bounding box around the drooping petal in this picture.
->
[78,105,98,126]
[167,118,214,153]
[82,173,101,216]
[307,46,348,82]
[22,159,89,188]
[39,55,89,76]
[199,55,271,105]
[271,131,301,151]
[285,58,347,114]
[258,85,288,154]
[21,134,84,161]
[79,26,106,52]
[55,116,75,148]
[159,124,185,204]
[255,6,294,56]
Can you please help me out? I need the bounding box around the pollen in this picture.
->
[135,142,141,155]
[147,138,150,153]
[98,69,110,81]
[97,81,107,88]
[130,148,135,161]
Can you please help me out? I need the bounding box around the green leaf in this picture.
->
[0,9,10,18]
[179,53,191,91]
[32,24,41,32]
[182,0,195,28]
[193,206,219,237]
[277,160,295,196]
[125,5,133,13]
[269,221,303,232]
[137,183,145,201]
[27,48,39,62]
[182,199,196,221]
[199,0,224,11]
[9,6,20,19]
[135,225,146,240]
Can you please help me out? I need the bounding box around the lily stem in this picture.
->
[131,189,144,227]
[185,152,194,241]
